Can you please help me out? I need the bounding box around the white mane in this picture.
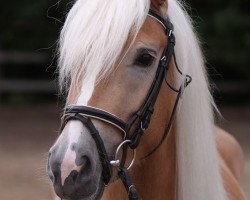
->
[168,0,228,199]
[58,0,149,103]
[58,0,228,199]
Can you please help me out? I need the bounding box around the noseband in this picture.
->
[60,9,192,200]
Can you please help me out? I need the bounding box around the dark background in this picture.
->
[0,1,249,200]
[0,0,249,104]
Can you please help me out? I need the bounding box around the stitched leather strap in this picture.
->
[65,106,128,135]
[128,31,176,149]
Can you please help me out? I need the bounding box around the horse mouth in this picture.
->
[54,175,105,200]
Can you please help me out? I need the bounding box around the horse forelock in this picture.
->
[58,0,151,104]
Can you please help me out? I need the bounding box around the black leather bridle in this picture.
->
[60,9,192,200]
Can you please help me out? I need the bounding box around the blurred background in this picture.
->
[0,0,249,199]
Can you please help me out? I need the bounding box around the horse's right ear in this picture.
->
[151,0,167,10]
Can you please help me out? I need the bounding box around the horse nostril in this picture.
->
[64,170,79,186]
[80,156,92,176]
[79,155,89,166]
[52,168,61,184]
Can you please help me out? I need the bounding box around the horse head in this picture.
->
[47,0,230,199]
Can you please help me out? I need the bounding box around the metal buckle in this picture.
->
[161,56,166,61]
[110,140,136,170]
[168,29,173,37]
[140,122,146,133]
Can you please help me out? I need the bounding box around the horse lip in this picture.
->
[53,177,105,200]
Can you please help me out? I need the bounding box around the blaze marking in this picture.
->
[60,121,83,185]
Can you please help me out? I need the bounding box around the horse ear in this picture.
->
[151,0,167,10]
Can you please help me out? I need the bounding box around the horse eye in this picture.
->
[134,53,155,67]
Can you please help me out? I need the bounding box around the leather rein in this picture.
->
[60,9,192,200]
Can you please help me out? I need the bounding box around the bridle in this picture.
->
[60,9,192,200]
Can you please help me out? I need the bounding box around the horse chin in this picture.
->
[55,175,105,200]
[75,180,105,200]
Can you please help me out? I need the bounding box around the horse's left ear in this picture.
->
[151,0,167,11]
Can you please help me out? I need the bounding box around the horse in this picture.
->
[47,0,246,199]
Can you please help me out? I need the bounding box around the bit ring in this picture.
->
[110,140,136,170]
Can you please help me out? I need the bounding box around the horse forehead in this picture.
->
[137,17,167,49]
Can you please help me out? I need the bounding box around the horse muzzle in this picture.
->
[47,135,103,200]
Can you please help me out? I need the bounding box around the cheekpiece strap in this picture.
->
[148,9,173,36]
[128,24,176,150]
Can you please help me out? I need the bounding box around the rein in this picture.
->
[60,9,192,200]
